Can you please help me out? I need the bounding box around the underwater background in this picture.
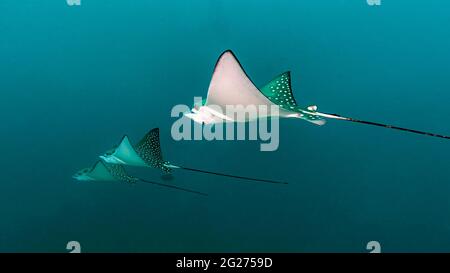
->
[1,0,450,253]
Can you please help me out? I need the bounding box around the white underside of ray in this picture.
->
[184,51,328,125]
[100,136,148,167]
[185,51,295,124]
[205,51,280,120]
[184,107,232,124]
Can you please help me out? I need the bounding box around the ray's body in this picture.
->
[100,128,286,185]
[184,50,450,140]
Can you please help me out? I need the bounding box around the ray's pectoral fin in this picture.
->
[100,135,148,166]
[260,71,298,108]
[206,50,269,106]
[134,128,172,173]
[73,160,136,183]
[260,71,326,125]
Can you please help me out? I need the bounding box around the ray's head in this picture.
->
[99,147,121,164]
[72,167,93,181]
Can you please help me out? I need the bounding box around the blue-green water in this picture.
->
[1,0,450,252]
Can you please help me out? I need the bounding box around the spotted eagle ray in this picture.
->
[73,160,208,196]
[100,128,286,184]
[184,50,449,140]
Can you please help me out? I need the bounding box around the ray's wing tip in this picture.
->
[221,49,234,56]
[216,49,237,63]
[93,160,104,167]
[143,127,160,138]
[120,134,130,141]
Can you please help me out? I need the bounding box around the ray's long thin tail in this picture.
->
[317,112,450,140]
[138,179,208,196]
[172,165,287,185]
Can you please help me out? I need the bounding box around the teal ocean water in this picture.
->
[1,0,450,252]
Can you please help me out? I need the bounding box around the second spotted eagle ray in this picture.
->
[100,128,286,184]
